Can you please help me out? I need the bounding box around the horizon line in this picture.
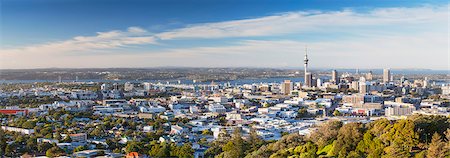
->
[0,66,448,71]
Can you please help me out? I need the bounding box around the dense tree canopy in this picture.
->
[236,115,449,158]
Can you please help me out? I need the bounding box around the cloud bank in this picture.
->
[0,5,447,69]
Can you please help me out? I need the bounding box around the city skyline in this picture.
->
[0,0,448,69]
[0,1,449,158]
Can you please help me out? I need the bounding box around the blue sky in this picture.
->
[0,0,448,69]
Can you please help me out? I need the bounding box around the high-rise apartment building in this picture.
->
[331,70,339,84]
[366,71,373,81]
[383,68,391,83]
[359,81,370,94]
[305,72,312,88]
[281,80,294,95]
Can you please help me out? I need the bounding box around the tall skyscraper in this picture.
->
[305,72,312,87]
[331,70,339,84]
[383,68,391,83]
[390,73,394,82]
[316,78,323,88]
[281,80,293,95]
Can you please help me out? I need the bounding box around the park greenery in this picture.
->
[207,114,450,158]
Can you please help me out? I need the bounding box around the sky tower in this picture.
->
[303,46,312,87]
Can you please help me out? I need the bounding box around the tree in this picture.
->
[155,142,170,157]
[202,129,213,135]
[369,118,392,138]
[54,132,62,141]
[38,142,53,153]
[331,122,364,157]
[5,143,18,157]
[245,116,449,158]
[221,128,247,158]
[198,138,208,146]
[356,132,385,157]
[445,129,450,157]
[293,141,317,158]
[26,137,37,152]
[73,145,86,153]
[411,115,449,143]
[0,129,6,156]
[381,119,418,151]
[46,146,65,157]
[22,120,36,129]
[113,148,121,153]
[310,121,342,148]
[90,127,104,138]
[178,143,194,158]
[415,150,427,158]
[347,151,361,158]
[149,141,171,157]
[446,129,450,143]
[427,133,446,158]
[125,141,142,154]
[62,135,72,143]
[297,108,309,118]
[383,141,410,158]
[248,128,265,152]
[333,110,341,116]
[204,139,226,157]
[39,126,53,137]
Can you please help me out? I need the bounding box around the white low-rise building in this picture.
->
[93,106,124,115]
[210,96,228,104]
[384,101,415,116]
[385,106,415,116]
[1,126,34,135]
[139,106,166,113]
[208,104,226,113]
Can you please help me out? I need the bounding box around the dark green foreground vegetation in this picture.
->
[208,115,450,158]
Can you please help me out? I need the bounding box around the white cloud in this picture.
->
[0,5,447,69]
[156,5,447,40]
[6,31,443,69]
[127,27,147,34]
[0,27,156,55]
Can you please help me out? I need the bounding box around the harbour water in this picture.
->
[0,77,307,85]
